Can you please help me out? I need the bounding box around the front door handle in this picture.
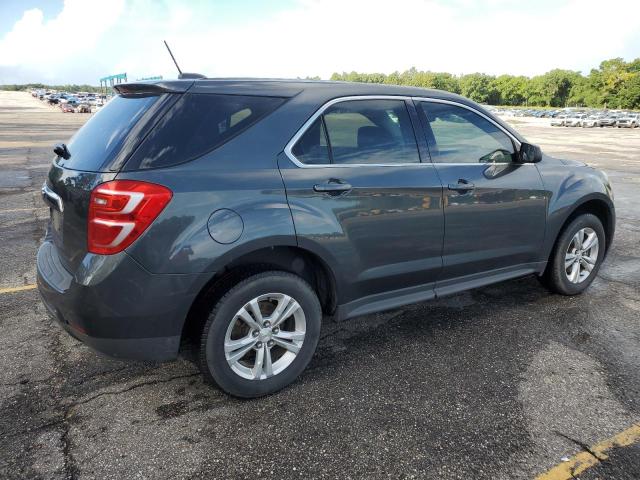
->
[447,179,475,193]
[314,179,352,195]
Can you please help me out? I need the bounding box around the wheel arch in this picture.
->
[179,244,339,355]
[562,196,614,255]
[543,194,615,272]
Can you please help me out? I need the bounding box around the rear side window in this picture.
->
[126,94,286,170]
[60,95,160,171]
[291,99,420,165]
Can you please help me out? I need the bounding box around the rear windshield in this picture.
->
[58,95,160,171]
[124,93,286,170]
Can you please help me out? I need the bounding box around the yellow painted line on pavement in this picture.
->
[0,284,37,294]
[535,423,640,480]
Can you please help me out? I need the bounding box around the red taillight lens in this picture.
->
[88,180,172,255]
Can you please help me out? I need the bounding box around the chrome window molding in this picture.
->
[283,95,525,169]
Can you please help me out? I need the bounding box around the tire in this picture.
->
[540,213,606,295]
[198,271,322,398]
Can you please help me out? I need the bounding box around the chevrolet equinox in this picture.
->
[37,79,615,398]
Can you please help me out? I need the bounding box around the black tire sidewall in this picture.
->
[200,272,321,398]
[550,214,606,295]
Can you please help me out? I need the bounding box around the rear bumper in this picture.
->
[37,240,209,361]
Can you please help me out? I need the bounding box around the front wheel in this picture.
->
[199,271,322,398]
[540,213,606,295]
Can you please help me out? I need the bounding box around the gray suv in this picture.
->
[37,79,615,398]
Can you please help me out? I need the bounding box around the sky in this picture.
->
[0,0,639,85]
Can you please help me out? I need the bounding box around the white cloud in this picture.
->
[1,0,639,84]
[0,0,125,81]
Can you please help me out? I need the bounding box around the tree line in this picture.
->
[330,57,640,109]
[0,83,102,93]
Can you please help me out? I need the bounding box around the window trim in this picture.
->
[284,95,524,168]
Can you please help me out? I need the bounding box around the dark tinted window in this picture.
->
[323,100,419,165]
[127,94,286,170]
[291,117,330,165]
[61,95,159,171]
[419,102,515,163]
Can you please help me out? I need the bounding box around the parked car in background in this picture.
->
[599,114,618,127]
[550,115,567,127]
[582,116,602,128]
[565,114,587,127]
[616,114,639,128]
[76,103,92,113]
[60,103,75,113]
[38,79,615,398]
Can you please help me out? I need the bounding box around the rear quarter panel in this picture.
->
[119,107,303,275]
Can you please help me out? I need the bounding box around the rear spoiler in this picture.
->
[113,80,194,95]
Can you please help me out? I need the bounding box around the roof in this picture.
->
[117,77,467,102]
[114,77,525,143]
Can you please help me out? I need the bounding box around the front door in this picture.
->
[279,98,444,313]
[416,100,547,294]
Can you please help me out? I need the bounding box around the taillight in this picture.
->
[88,180,172,255]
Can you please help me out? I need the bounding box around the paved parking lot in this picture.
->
[1,91,639,479]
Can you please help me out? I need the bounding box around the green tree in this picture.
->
[494,75,528,105]
[459,73,499,104]
[617,73,640,109]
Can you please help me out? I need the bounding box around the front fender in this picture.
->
[538,161,614,262]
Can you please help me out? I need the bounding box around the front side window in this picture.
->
[419,102,515,164]
[291,99,420,165]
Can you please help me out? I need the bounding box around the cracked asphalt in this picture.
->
[1,91,639,479]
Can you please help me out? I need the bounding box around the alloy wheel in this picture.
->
[224,293,306,380]
[565,227,599,284]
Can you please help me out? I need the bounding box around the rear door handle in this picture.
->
[447,179,475,193]
[314,180,352,195]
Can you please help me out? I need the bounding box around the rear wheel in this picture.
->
[198,271,321,398]
[540,213,606,295]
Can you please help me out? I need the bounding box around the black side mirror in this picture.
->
[53,143,71,160]
[518,142,542,163]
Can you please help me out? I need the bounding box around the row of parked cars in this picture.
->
[30,89,107,113]
[489,106,639,128]
[549,112,639,128]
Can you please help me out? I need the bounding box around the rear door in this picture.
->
[415,100,547,294]
[279,97,444,313]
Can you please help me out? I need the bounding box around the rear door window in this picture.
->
[291,117,331,165]
[125,94,286,170]
[291,99,420,165]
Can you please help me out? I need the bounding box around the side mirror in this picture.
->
[518,142,542,163]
